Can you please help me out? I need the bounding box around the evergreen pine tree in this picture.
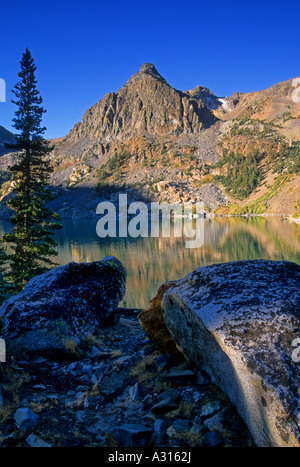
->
[4,48,61,291]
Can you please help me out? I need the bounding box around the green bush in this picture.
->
[248,203,267,214]
[215,151,262,198]
[292,200,300,218]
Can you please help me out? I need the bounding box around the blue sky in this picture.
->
[0,0,299,139]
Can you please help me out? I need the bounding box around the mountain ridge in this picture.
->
[62,62,216,155]
[0,64,299,219]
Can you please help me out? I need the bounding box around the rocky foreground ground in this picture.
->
[0,308,254,447]
[1,257,299,448]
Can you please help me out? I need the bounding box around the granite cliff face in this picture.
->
[59,63,216,157]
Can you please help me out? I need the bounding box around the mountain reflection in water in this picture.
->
[0,217,299,308]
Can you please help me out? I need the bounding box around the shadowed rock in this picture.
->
[138,281,179,354]
[108,423,154,447]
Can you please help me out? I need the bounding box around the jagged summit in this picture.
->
[139,62,159,75]
[186,85,222,110]
[63,62,215,147]
[126,62,168,85]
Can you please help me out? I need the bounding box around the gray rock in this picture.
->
[128,383,140,402]
[151,388,180,414]
[203,411,227,433]
[91,373,98,384]
[161,369,195,385]
[193,391,202,403]
[32,384,47,391]
[108,423,154,447]
[195,372,207,385]
[190,424,203,435]
[113,356,132,366]
[0,256,126,357]
[153,419,166,446]
[198,182,227,211]
[154,388,180,404]
[172,418,190,432]
[140,394,153,411]
[67,362,78,372]
[202,431,224,447]
[91,345,102,357]
[151,397,178,414]
[153,354,169,371]
[100,366,127,396]
[14,408,39,431]
[166,426,176,438]
[201,401,220,418]
[81,363,92,373]
[26,434,52,447]
[75,391,86,402]
[161,260,300,447]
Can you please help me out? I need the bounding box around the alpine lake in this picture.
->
[0,216,299,309]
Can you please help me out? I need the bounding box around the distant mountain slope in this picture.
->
[209,78,300,140]
[0,125,15,156]
[185,85,224,110]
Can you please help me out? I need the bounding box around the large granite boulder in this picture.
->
[150,260,300,447]
[0,256,126,357]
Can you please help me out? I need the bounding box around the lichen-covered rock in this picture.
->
[0,256,126,357]
[160,260,300,447]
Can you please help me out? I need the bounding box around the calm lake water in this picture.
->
[0,216,299,308]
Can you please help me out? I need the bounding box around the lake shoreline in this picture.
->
[0,216,299,309]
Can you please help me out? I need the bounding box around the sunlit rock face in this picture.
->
[0,256,126,357]
[67,63,215,146]
[159,260,300,447]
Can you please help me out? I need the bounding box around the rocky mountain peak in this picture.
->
[139,62,159,75]
[186,85,221,110]
[63,63,216,148]
[126,62,168,85]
